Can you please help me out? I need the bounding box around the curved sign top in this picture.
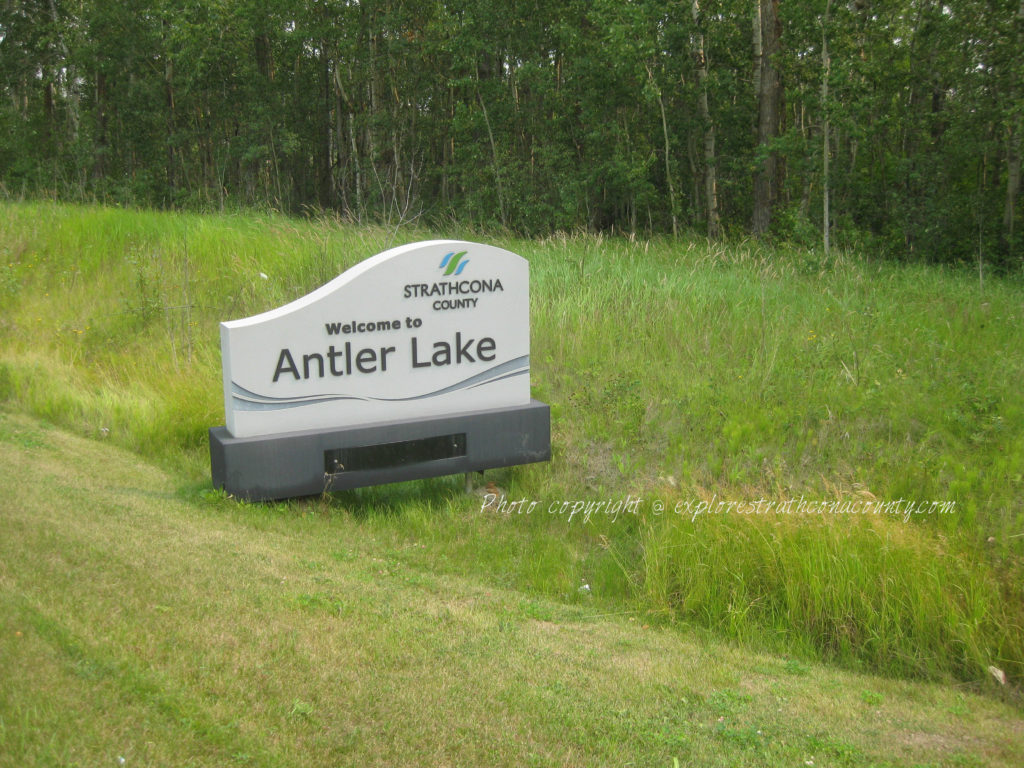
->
[220,240,531,438]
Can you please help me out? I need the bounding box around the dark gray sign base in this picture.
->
[209,399,550,502]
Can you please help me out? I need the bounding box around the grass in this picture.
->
[1,200,1023,692]
[1,409,1022,767]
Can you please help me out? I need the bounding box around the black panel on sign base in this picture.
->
[324,433,467,474]
[209,400,550,502]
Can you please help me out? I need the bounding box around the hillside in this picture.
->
[1,202,1024,764]
[2,410,1022,767]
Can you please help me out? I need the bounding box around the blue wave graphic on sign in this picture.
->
[232,356,529,411]
[439,251,469,276]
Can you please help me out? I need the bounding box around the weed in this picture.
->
[784,659,811,677]
[288,700,316,720]
[708,689,752,718]
[860,690,884,706]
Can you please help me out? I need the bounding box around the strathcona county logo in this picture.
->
[403,249,502,304]
[439,250,469,276]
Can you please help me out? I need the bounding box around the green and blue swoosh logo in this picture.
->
[439,250,469,276]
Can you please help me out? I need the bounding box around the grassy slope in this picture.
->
[1,409,1022,768]
[1,201,1023,686]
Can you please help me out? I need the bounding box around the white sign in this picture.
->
[220,240,531,438]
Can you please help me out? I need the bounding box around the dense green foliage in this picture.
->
[2,1,1022,263]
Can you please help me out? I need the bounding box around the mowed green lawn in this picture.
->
[1,410,1022,768]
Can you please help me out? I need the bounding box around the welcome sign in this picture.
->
[221,240,530,438]
[210,240,550,500]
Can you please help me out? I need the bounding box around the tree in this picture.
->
[820,0,831,254]
[1003,0,1024,260]
[690,0,721,239]
[0,0,1019,258]
[752,0,783,236]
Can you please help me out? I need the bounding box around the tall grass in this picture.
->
[639,509,1022,680]
[524,233,1024,544]
[2,201,1023,684]
[0,203,428,468]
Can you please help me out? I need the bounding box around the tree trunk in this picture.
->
[477,85,507,228]
[752,3,762,100]
[334,70,346,214]
[752,0,783,236]
[43,78,55,154]
[93,70,107,182]
[319,44,332,208]
[254,32,274,80]
[821,0,832,255]
[47,0,77,147]
[691,0,721,239]
[648,64,678,238]
[367,26,378,183]
[334,65,363,221]
[1003,0,1024,257]
[1007,120,1022,254]
[164,56,177,201]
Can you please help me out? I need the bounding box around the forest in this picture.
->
[2,0,1022,264]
